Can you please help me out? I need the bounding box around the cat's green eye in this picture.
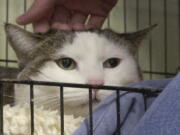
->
[103,58,121,68]
[56,58,77,70]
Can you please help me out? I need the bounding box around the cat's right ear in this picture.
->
[4,23,43,68]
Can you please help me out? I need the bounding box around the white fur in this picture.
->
[15,32,141,116]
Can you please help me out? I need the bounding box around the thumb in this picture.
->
[16,0,56,25]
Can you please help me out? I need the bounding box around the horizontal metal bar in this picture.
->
[0,79,162,94]
[0,59,18,63]
[143,71,176,76]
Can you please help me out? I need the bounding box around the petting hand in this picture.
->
[16,0,118,32]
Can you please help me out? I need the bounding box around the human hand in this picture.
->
[16,0,118,32]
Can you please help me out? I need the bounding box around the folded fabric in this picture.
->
[130,73,180,135]
[73,77,172,135]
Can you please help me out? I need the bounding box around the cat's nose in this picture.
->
[87,80,104,86]
[87,79,104,100]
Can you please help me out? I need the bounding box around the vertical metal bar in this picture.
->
[24,0,27,11]
[89,88,93,135]
[5,0,9,67]
[24,0,27,29]
[123,0,127,32]
[136,0,140,62]
[143,94,147,111]
[116,90,121,135]
[60,86,64,135]
[30,84,34,135]
[164,0,168,77]
[136,0,139,30]
[148,0,152,79]
[0,83,4,134]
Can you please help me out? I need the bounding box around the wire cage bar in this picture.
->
[30,84,34,135]
[0,79,162,135]
[89,88,93,135]
[115,90,121,135]
[60,86,64,135]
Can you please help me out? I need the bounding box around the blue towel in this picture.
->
[73,75,175,135]
[131,73,180,135]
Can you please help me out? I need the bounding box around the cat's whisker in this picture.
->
[3,94,59,105]
[50,105,60,110]
[5,102,16,106]
[3,94,29,103]
[33,96,59,102]
[35,101,60,110]
[47,103,60,110]
[34,98,59,106]
[3,94,16,99]
[34,99,58,105]
[64,92,88,98]
[32,95,59,102]
[31,68,59,82]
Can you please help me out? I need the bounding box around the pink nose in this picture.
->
[87,80,104,86]
[87,79,104,100]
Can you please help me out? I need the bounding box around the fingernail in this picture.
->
[16,16,24,24]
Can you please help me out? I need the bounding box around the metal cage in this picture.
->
[0,80,161,135]
[0,0,180,135]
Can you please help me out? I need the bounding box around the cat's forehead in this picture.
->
[54,31,130,60]
[27,30,132,63]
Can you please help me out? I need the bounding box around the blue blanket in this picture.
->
[73,73,180,135]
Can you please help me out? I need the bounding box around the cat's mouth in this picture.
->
[91,89,101,104]
[92,98,101,104]
[93,99,101,104]
[80,99,100,109]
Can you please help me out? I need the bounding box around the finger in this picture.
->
[70,11,88,30]
[33,19,50,33]
[51,23,72,30]
[16,0,55,25]
[52,6,71,23]
[51,6,72,30]
[63,0,118,17]
[86,15,106,29]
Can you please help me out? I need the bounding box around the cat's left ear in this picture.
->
[121,24,157,48]
[102,24,157,55]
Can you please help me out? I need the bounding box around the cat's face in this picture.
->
[5,24,155,111]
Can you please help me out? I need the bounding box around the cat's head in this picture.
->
[5,23,155,109]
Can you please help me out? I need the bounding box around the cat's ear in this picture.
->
[121,24,157,47]
[110,24,157,55]
[102,24,157,55]
[4,23,43,68]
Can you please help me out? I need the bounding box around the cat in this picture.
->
[4,23,155,116]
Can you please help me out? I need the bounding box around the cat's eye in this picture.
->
[56,58,77,70]
[103,58,121,68]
